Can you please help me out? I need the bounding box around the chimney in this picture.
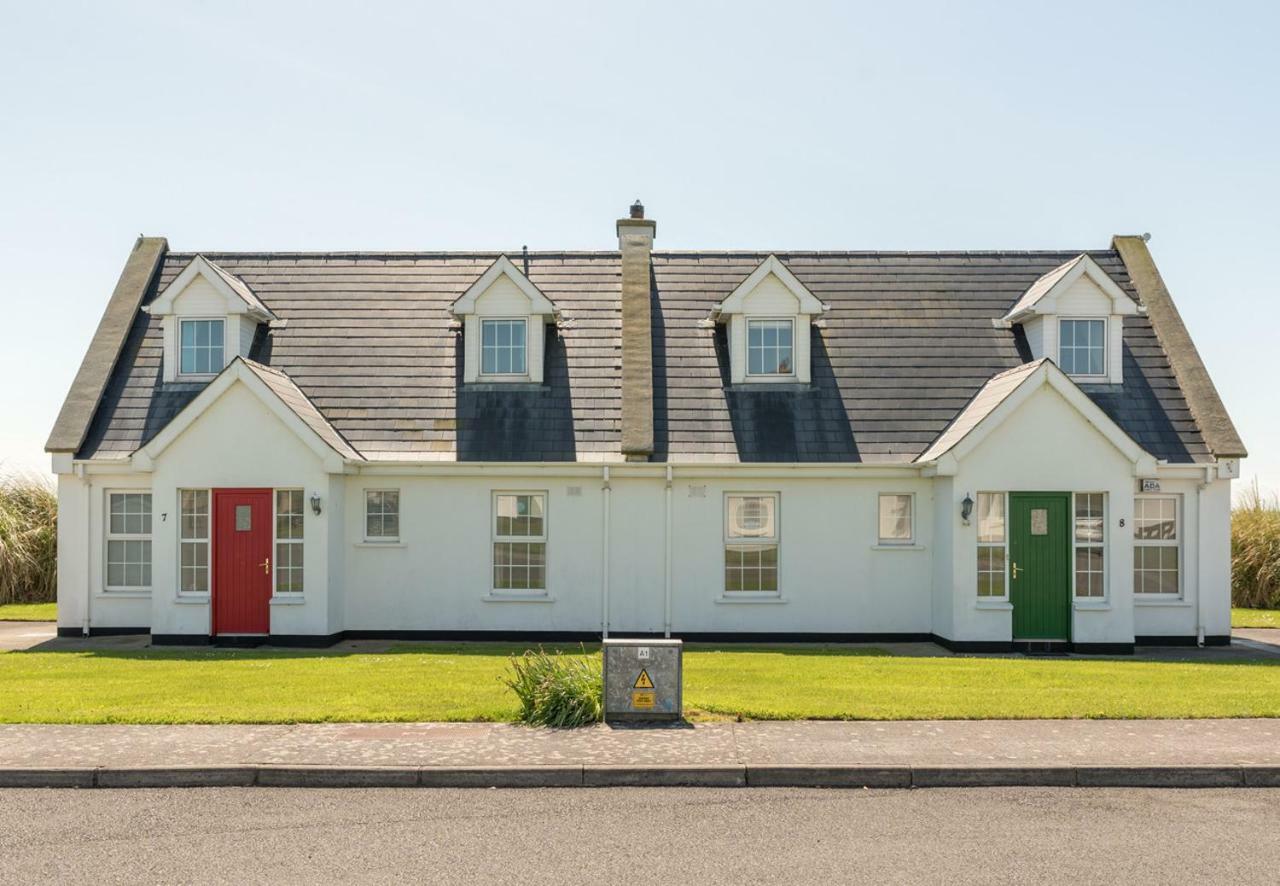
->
[617,199,656,461]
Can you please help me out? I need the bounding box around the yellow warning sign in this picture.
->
[633,669,654,689]
[632,689,655,709]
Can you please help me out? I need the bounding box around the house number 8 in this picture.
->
[1118,518,1125,528]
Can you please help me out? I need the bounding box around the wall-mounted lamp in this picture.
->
[310,493,322,516]
[960,493,974,524]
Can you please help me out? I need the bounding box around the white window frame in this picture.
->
[479,317,530,379]
[976,491,1008,600]
[877,493,915,546]
[745,317,797,379]
[363,489,401,543]
[1072,492,1107,600]
[273,488,305,596]
[724,492,781,596]
[177,316,227,379]
[1058,317,1108,380]
[177,488,211,597]
[491,490,548,596]
[104,491,153,592]
[1133,494,1182,599]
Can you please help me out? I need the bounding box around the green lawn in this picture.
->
[3,643,1280,723]
[1233,608,1280,629]
[0,602,55,621]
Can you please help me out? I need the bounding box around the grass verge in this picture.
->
[0,602,56,621]
[1232,608,1280,629]
[3,644,1280,723]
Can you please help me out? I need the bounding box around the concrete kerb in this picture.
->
[0,765,1274,789]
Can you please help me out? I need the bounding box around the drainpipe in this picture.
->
[601,466,611,639]
[80,467,92,637]
[1195,465,1212,647]
[664,464,673,638]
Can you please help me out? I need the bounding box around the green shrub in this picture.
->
[0,473,57,605]
[1232,484,1280,609]
[503,646,602,727]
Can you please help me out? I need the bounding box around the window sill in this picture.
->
[974,600,1012,611]
[716,595,789,605]
[97,591,151,599]
[353,541,406,548]
[1074,601,1111,612]
[269,596,306,606]
[173,595,210,605]
[481,594,556,603]
[175,374,218,383]
[1134,598,1191,608]
[871,544,925,551]
[468,381,541,392]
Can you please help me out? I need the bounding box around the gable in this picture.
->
[473,273,537,315]
[1052,274,1113,316]
[741,273,801,314]
[146,255,275,320]
[169,273,230,315]
[450,255,557,318]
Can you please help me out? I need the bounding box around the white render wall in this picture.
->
[54,379,1233,644]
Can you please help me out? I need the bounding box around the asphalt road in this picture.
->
[1,787,1276,884]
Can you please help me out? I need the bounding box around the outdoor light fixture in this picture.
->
[961,493,974,524]
[310,493,322,516]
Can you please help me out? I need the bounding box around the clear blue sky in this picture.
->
[2,1,1276,492]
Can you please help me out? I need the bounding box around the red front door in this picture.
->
[213,489,273,636]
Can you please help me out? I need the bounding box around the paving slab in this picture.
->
[0,621,57,651]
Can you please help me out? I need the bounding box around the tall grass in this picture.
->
[503,646,602,727]
[0,473,57,604]
[1232,483,1280,609]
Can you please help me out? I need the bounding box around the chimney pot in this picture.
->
[630,199,644,219]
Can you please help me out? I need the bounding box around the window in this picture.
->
[179,489,210,594]
[747,319,794,376]
[725,494,779,593]
[364,490,400,542]
[179,319,225,376]
[977,492,1007,598]
[275,489,304,594]
[106,492,152,590]
[493,493,546,592]
[877,494,914,545]
[1058,318,1105,377]
[1071,493,1106,598]
[480,319,527,376]
[1134,496,1180,596]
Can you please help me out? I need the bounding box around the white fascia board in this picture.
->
[714,254,825,317]
[145,255,274,321]
[347,461,926,479]
[1005,254,1139,323]
[450,255,558,318]
[133,359,349,473]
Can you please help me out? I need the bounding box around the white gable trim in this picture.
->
[132,358,349,474]
[714,255,825,317]
[450,255,558,318]
[922,361,1158,477]
[1004,254,1138,323]
[145,255,275,320]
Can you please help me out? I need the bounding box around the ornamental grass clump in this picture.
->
[0,473,57,605]
[1232,483,1280,609]
[504,646,602,727]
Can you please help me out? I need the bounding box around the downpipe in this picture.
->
[1195,466,1212,647]
[80,467,91,637]
[664,464,673,638]
[601,466,611,640]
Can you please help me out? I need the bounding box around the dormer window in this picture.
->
[145,255,277,384]
[451,256,559,385]
[481,319,528,376]
[1058,318,1106,378]
[747,319,794,376]
[179,319,225,377]
[712,255,826,385]
[1003,254,1139,385]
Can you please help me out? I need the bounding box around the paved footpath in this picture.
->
[3,719,1280,788]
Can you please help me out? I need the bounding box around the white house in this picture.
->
[46,204,1246,652]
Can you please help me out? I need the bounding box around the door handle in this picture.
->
[261,557,271,574]
[1011,562,1021,579]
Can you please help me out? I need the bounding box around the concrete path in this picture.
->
[0,620,56,651]
[3,719,1280,788]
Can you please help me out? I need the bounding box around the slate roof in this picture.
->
[76,249,1212,465]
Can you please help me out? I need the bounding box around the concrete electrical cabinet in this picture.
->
[603,638,682,722]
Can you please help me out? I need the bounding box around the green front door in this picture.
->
[1008,493,1071,641]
